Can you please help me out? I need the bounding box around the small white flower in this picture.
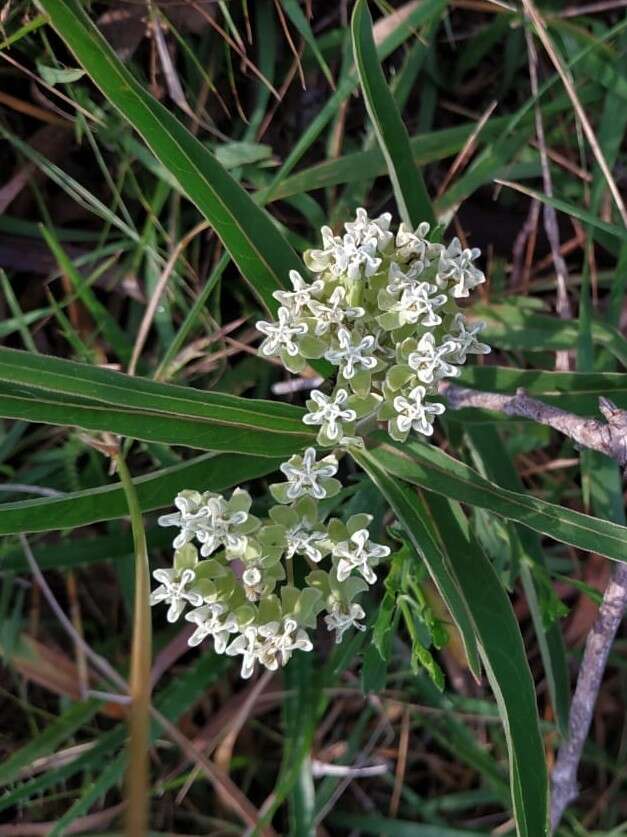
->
[408,333,460,384]
[241,565,265,601]
[273,269,323,314]
[285,522,327,563]
[386,261,425,294]
[302,388,356,441]
[150,568,203,623]
[333,529,390,585]
[325,328,377,379]
[442,313,491,363]
[307,286,365,336]
[256,306,307,357]
[392,282,448,327]
[195,495,249,558]
[393,386,446,437]
[324,602,366,643]
[339,234,382,280]
[226,618,312,678]
[280,447,338,501]
[344,207,393,251]
[258,618,313,670]
[306,226,382,280]
[226,625,261,679]
[185,602,237,652]
[158,491,208,550]
[437,238,485,298]
[395,221,432,263]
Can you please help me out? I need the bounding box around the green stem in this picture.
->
[115,451,152,837]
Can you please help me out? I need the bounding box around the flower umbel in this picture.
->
[152,477,390,678]
[256,209,490,446]
[153,210,491,681]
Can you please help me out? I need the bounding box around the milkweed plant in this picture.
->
[151,210,490,678]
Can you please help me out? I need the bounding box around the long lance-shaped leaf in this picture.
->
[355,449,548,836]
[0,348,312,457]
[424,493,549,837]
[465,425,570,739]
[351,0,435,228]
[0,387,310,458]
[0,452,282,535]
[369,437,627,563]
[352,449,481,680]
[37,0,301,313]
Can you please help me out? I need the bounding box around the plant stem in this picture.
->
[115,451,152,837]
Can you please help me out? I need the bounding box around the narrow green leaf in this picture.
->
[37,0,302,313]
[422,494,548,837]
[351,0,435,227]
[370,437,627,563]
[465,426,570,738]
[0,347,312,457]
[0,452,282,535]
[496,179,627,243]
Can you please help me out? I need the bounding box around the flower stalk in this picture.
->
[116,451,152,837]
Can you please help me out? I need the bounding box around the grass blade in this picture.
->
[351,0,435,228]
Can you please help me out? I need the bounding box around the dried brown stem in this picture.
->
[550,562,627,831]
[524,21,573,374]
[442,382,627,830]
[441,384,627,467]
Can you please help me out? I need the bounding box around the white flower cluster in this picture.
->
[151,448,390,679]
[257,210,490,444]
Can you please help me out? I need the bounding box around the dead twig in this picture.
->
[441,385,627,467]
[550,562,627,831]
[524,22,572,372]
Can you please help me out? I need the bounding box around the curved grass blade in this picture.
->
[352,448,481,680]
[0,452,283,535]
[370,437,627,563]
[351,0,435,228]
[496,179,627,243]
[37,0,301,313]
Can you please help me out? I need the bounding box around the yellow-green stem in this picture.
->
[116,451,152,837]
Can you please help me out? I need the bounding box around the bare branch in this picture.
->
[550,561,627,831]
[440,383,627,467]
